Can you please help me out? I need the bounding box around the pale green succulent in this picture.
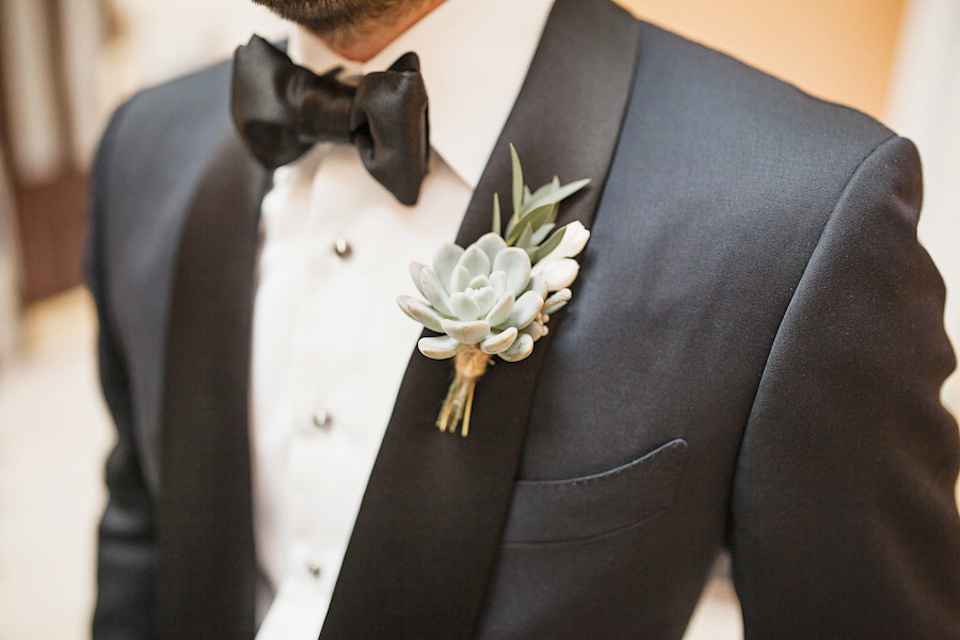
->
[398,145,590,364]
[401,232,560,362]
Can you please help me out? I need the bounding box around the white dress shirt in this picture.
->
[249,1,554,637]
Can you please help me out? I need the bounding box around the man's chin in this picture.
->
[250,0,405,34]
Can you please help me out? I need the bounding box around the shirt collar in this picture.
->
[288,0,555,189]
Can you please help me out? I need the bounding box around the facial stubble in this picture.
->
[250,0,428,36]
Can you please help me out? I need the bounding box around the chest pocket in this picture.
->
[501,438,689,545]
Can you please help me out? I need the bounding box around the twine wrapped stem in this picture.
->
[437,345,491,436]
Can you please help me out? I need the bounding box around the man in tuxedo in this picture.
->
[87,0,960,638]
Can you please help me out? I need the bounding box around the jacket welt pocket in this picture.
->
[501,438,689,545]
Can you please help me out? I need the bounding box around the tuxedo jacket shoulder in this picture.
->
[89,15,960,640]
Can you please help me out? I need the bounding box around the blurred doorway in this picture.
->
[0,0,112,303]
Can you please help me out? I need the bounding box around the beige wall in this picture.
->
[617,0,907,122]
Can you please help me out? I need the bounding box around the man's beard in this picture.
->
[251,0,418,35]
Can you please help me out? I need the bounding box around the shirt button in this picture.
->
[333,237,352,258]
[307,563,322,578]
[312,409,332,429]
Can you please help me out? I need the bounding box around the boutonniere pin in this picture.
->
[398,145,590,436]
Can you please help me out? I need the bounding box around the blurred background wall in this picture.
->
[0,0,287,308]
[0,1,956,639]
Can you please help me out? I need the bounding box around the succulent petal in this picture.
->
[433,243,464,292]
[521,319,546,341]
[450,292,481,321]
[398,295,445,332]
[528,275,548,299]
[534,258,580,291]
[503,290,544,329]
[457,245,491,280]
[562,221,590,256]
[471,286,497,317]
[420,267,454,316]
[480,327,518,354]
[543,288,572,315]
[535,221,590,264]
[418,335,462,360]
[409,262,429,297]
[451,265,473,293]
[492,247,532,294]
[490,271,507,299]
[474,232,508,265]
[441,319,491,344]
[485,290,514,327]
[468,274,490,289]
[499,332,534,362]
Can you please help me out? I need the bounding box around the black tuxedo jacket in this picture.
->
[87,1,960,638]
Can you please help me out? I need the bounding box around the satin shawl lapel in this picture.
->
[156,127,269,640]
[319,1,642,638]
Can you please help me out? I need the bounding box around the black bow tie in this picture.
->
[231,36,429,206]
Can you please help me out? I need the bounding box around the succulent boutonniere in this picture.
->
[398,145,590,436]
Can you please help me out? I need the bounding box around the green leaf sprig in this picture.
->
[492,144,590,265]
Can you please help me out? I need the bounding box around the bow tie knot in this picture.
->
[232,36,429,205]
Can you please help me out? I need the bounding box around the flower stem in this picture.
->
[462,381,477,437]
[436,345,490,436]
